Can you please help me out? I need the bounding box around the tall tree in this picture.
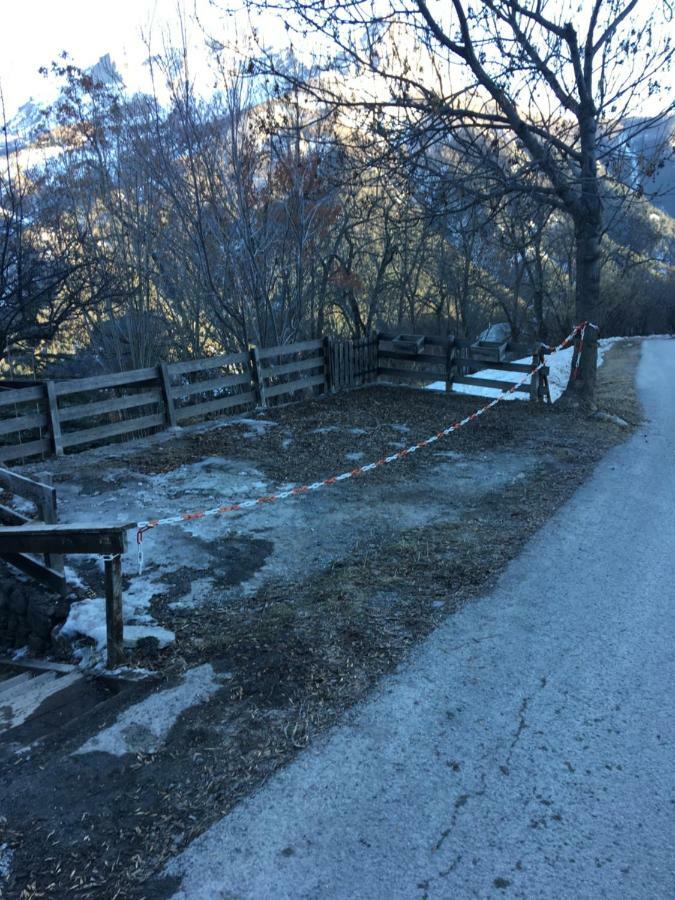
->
[243,0,673,398]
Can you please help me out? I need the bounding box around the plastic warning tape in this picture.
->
[135,324,584,563]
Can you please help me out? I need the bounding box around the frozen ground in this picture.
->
[164,337,675,899]
[19,411,538,664]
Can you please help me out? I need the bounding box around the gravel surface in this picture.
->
[165,340,675,900]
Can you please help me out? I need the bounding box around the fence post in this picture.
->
[249,346,267,408]
[323,336,334,393]
[158,362,178,428]
[529,348,541,401]
[445,337,456,393]
[45,381,64,457]
[105,553,124,668]
[36,474,64,579]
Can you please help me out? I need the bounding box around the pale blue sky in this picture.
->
[1,0,670,121]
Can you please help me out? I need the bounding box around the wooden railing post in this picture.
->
[529,347,541,401]
[323,336,334,393]
[158,362,178,428]
[249,346,267,408]
[445,337,456,393]
[36,473,64,579]
[45,381,64,457]
[104,553,124,668]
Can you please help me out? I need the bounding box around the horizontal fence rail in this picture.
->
[0,332,550,464]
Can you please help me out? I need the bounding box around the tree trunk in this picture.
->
[566,209,602,401]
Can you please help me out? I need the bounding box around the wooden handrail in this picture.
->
[0,521,132,667]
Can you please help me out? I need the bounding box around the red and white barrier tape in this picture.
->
[134,324,587,572]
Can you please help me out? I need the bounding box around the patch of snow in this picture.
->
[73,664,223,757]
[123,625,175,648]
[7,495,35,516]
[345,452,364,462]
[0,842,13,880]
[389,424,411,433]
[311,425,340,434]
[64,566,87,591]
[60,597,107,649]
[349,427,368,435]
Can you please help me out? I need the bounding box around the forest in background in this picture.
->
[1,1,674,381]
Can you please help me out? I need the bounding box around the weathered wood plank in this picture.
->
[378,332,451,349]
[461,359,536,374]
[378,350,446,365]
[105,554,124,668]
[377,366,447,381]
[0,411,49,436]
[45,381,64,457]
[0,437,52,464]
[249,347,266,408]
[158,363,177,428]
[452,375,529,392]
[174,391,256,423]
[260,356,324,379]
[171,371,251,399]
[0,468,54,504]
[55,367,159,396]
[0,524,129,555]
[0,385,44,407]
[257,339,323,360]
[264,373,326,399]
[35,472,63,575]
[0,552,68,595]
[57,389,163,423]
[166,351,249,376]
[60,412,166,449]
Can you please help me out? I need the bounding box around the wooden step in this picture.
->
[0,671,33,697]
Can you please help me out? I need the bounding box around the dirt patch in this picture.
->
[0,340,644,900]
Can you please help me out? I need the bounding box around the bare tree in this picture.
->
[241,0,673,398]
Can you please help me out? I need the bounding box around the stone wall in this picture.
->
[0,567,74,655]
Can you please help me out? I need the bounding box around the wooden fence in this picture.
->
[0,332,547,465]
[0,340,331,465]
[377,332,544,399]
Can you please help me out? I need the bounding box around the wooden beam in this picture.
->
[1,552,68,595]
[105,554,124,668]
[45,381,64,456]
[0,524,130,556]
[0,468,55,505]
[158,362,178,428]
[249,347,267,408]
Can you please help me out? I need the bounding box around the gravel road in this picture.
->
[165,340,675,900]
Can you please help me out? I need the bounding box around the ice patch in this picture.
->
[123,625,175,648]
[0,842,13,880]
[389,424,411,433]
[170,577,214,610]
[73,664,223,756]
[345,452,364,462]
[311,425,340,434]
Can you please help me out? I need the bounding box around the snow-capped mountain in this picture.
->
[4,54,125,153]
